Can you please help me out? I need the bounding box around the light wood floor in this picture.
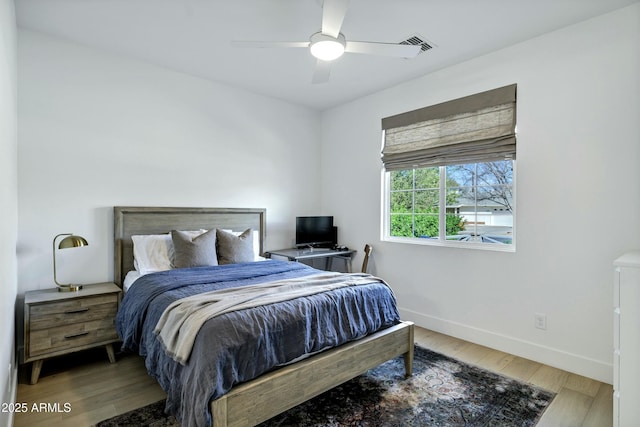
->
[14,326,612,427]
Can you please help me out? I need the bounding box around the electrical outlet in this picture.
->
[534,313,547,330]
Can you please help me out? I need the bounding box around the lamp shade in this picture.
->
[58,235,89,249]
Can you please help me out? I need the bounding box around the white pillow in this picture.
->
[131,230,207,274]
[131,234,173,274]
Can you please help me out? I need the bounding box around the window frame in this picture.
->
[381,161,516,252]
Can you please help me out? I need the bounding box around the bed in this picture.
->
[113,206,414,427]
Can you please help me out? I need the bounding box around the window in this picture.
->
[387,160,514,246]
[381,85,516,250]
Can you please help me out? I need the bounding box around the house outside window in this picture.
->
[381,84,517,251]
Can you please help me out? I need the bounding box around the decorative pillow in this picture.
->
[216,228,254,265]
[221,229,262,260]
[131,234,173,274]
[171,229,218,268]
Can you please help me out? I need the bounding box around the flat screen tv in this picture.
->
[295,216,335,248]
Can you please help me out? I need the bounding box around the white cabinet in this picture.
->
[613,251,640,427]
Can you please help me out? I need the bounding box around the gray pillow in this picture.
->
[216,228,254,265]
[171,229,218,268]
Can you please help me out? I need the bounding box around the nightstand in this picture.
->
[23,282,122,384]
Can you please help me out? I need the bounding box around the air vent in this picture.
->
[399,34,434,54]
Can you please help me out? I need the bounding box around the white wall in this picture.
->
[320,4,640,383]
[17,30,322,291]
[0,0,18,426]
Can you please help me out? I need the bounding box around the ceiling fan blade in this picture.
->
[345,41,421,58]
[321,0,350,38]
[231,41,309,49]
[312,59,332,84]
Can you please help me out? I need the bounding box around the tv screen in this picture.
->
[295,216,335,248]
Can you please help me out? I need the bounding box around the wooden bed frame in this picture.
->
[113,206,414,427]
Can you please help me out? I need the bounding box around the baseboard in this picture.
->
[0,365,17,427]
[400,307,612,384]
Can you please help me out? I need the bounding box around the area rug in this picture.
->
[95,346,554,426]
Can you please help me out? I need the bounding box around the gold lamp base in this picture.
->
[57,284,83,292]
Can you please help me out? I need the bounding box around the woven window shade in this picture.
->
[382,84,517,170]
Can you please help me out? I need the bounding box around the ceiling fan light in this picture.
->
[310,32,346,61]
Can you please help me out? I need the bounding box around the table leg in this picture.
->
[30,360,43,385]
[105,344,116,363]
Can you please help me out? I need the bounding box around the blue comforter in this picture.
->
[116,260,400,427]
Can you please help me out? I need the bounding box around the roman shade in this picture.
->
[381,84,517,170]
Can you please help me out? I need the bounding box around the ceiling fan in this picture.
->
[231,0,422,83]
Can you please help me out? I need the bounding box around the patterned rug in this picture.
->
[95,346,554,426]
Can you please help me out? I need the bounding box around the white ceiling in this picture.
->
[15,0,639,110]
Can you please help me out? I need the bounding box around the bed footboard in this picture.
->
[211,320,414,427]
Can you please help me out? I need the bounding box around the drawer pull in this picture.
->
[64,332,89,339]
[64,308,90,314]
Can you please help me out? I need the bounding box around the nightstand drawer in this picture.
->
[30,294,118,330]
[29,318,118,357]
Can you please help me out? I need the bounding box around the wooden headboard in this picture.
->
[113,206,266,287]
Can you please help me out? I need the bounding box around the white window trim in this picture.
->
[380,162,517,252]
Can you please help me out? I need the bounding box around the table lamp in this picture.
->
[53,233,88,292]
